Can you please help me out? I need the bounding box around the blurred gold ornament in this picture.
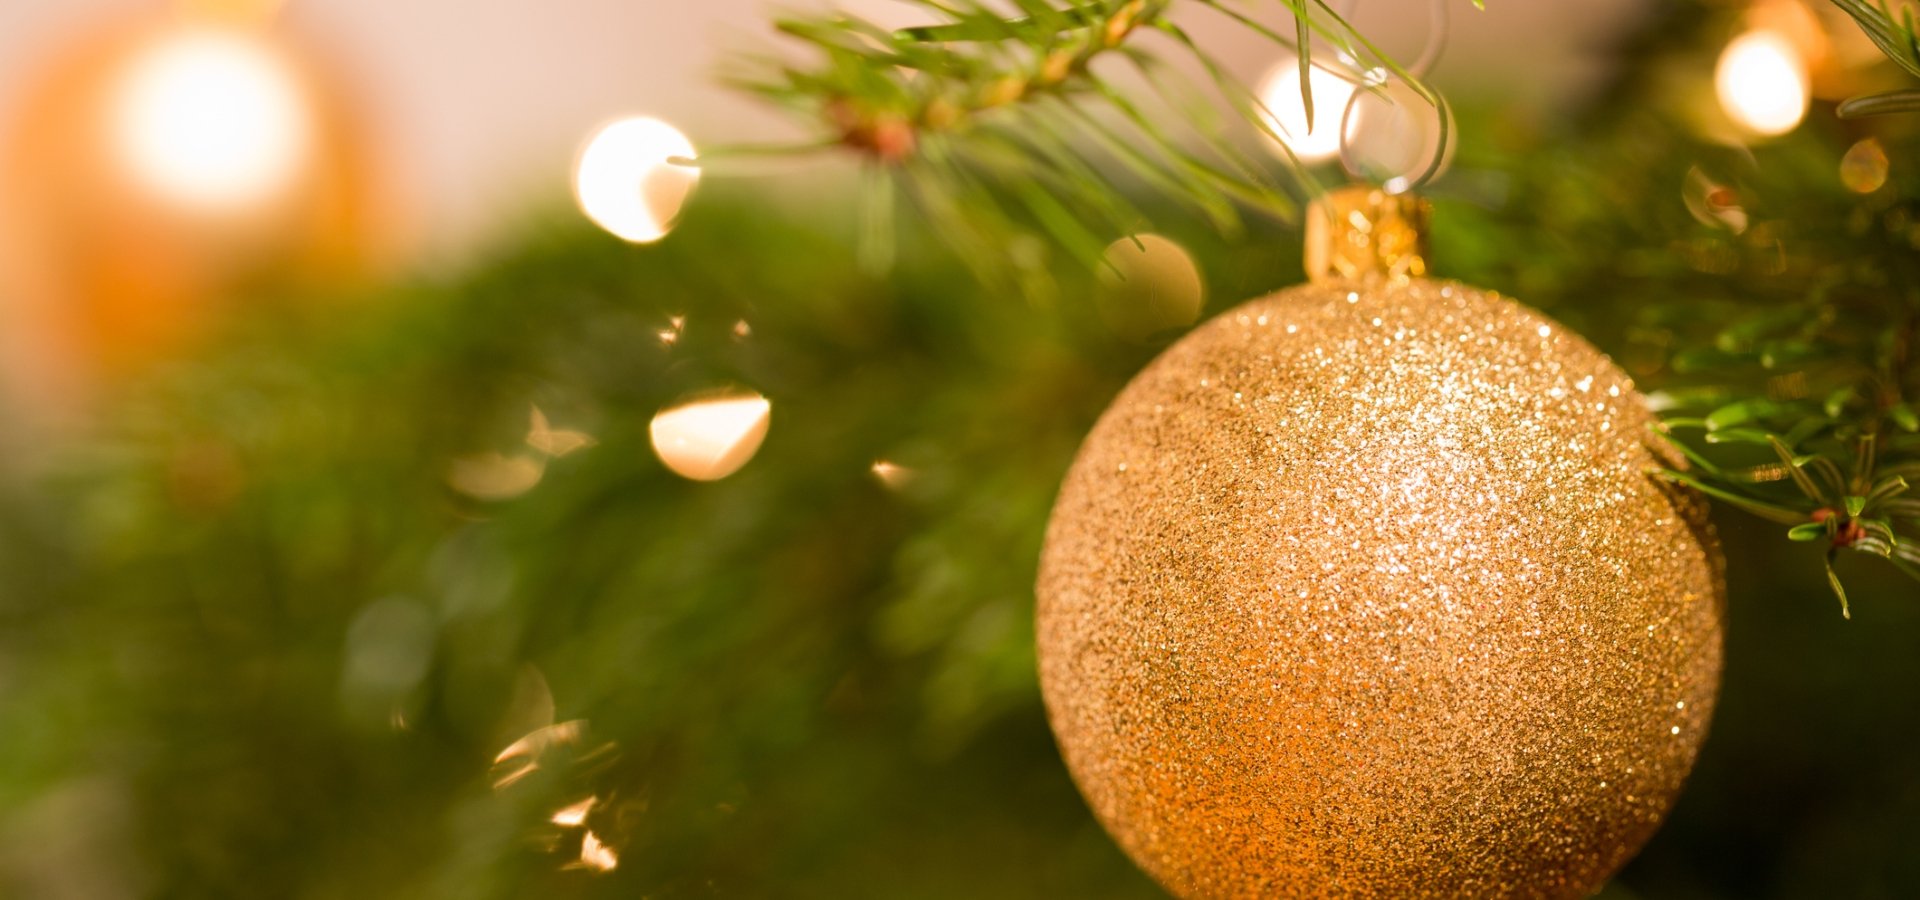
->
[1037,187,1724,899]
[0,9,388,411]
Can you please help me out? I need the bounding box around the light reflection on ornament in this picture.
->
[1255,60,1357,163]
[574,116,699,243]
[1840,138,1889,193]
[106,25,313,212]
[649,392,771,481]
[1716,30,1809,137]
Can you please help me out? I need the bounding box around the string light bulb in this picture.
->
[573,117,699,243]
[1256,60,1357,163]
[649,392,771,481]
[1716,29,1810,136]
[105,24,314,213]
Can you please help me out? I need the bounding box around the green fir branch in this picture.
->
[1831,1,1920,115]
[733,0,1460,289]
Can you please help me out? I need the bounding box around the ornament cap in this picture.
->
[1304,186,1431,283]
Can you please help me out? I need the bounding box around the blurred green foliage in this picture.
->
[4,5,1920,899]
[0,181,1229,898]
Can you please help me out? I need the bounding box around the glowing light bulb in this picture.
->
[1716,30,1809,137]
[574,117,699,243]
[649,392,770,481]
[107,26,312,212]
[1257,61,1357,163]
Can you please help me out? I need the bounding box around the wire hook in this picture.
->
[1331,0,1453,193]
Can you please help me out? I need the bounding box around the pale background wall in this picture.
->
[0,0,1654,258]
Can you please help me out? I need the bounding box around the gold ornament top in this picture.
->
[1304,186,1431,284]
[1037,276,1723,899]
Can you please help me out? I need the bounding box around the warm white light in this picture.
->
[649,393,770,481]
[578,830,619,871]
[1716,30,1809,136]
[574,117,699,243]
[1257,61,1357,163]
[551,796,596,828]
[107,26,312,212]
[871,460,914,489]
[491,719,586,790]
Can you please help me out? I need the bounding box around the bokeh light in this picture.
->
[1096,234,1204,341]
[573,116,699,243]
[649,392,771,481]
[1716,30,1809,137]
[491,719,587,790]
[105,25,313,212]
[447,452,545,501]
[871,460,914,489]
[1256,60,1357,163]
[577,830,619,871]
[526,405,596,458]
[1841,138,1889,193]
[658,315,686,346]
[1684,166,1750,234]
[551,797,595,828]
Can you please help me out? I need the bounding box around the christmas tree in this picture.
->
[1,1,1918,897]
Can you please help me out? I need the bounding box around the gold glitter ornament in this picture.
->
[1036,188,1724,900]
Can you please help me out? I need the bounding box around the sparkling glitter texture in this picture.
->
[1037,277,1725,900]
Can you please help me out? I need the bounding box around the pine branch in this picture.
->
[739,2,1911,608]
[732,0,1453,290]
[1648,199,1920,610]
[1831,0,1920,116]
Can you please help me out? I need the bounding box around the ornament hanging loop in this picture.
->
[1332,0,1454,195]
[1304,185,1430,283]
